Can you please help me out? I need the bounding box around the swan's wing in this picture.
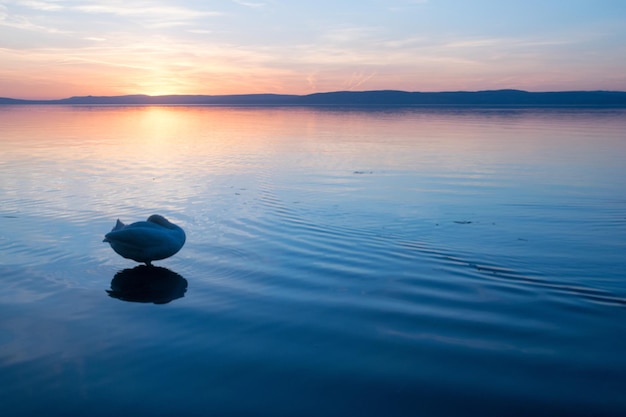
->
[104,226,169,249]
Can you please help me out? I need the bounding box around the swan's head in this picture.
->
[147,214,176,228]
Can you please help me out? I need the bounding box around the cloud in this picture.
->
[187,29,213,34]
[72,3,221,19]
[344,70,377,90]
[321,26,382,44]
[4,1,222,32]
[13,1,64,11]
[380,36,429,48]
[306,71,318,91]
[0,11,70,34]
[10,0,221,19]
[231,0,267,8]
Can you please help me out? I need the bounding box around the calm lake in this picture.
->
[1,105,625,416]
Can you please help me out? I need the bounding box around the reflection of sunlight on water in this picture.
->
[107,265,188,304]
[1,106,626,269]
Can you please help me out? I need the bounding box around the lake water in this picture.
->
[1,105,625,416]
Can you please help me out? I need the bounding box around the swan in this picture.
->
[103,214,186,265]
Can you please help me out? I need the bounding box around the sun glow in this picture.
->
[121,63,196,97]
[138,84,187,97]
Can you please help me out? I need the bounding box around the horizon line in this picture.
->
[3,88,626,102]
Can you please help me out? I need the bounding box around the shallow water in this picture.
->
[1,105,625,416]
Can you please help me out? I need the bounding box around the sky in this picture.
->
[1,0,626,99]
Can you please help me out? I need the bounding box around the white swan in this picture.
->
[103,214,186,265]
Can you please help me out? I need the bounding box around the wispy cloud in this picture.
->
[73,3,221,19]
[321,26,382,44]
[12,0,64,11]
[306,71,318,91]
[231,0,267,8]
[344,70,377,90]
[380,36,429,48]
[3,1,222,33]
[187,29,213,35]
[0,10,70,34]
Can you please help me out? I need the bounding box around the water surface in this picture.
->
[1,106,625,416]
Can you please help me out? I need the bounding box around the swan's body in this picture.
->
[103,214,186,265]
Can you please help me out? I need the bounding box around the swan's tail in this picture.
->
[103,219,126,242]
[111,219,125,231]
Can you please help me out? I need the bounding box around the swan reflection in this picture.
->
[107,265,188,304]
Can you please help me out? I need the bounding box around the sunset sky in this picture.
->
[1,0,625,99]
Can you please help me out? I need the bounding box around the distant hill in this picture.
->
[0,97,36,105]
[2,90,626,107]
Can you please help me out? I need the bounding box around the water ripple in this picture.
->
[2,107,626,416]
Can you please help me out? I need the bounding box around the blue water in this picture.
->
[1,106,625,416]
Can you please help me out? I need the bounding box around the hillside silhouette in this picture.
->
[2,89,626,107]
